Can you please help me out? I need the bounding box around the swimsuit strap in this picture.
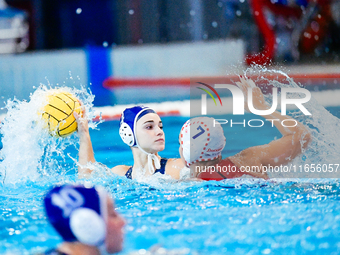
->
[125,158,168,179]
[154,158,167,174]
[125,167,133,179]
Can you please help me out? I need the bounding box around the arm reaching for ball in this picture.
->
[74,107,95,178]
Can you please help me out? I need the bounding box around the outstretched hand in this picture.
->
[235,76,269,113]
[73,103,90,139]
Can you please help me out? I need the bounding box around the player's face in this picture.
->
[105,198,126,253]
[136,113,165,153]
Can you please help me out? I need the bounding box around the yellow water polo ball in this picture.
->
[40,90,82,137]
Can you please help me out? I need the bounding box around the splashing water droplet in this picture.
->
[0,82,97,184]
[243,67,340,178]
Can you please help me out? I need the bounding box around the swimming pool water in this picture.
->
[2,170,340,254]
[1,104,340,254]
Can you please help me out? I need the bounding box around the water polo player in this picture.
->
[75,106,184,179]
[42,184,125,255]
[179,77,311,180]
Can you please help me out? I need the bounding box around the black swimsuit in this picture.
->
[125,158,168,179]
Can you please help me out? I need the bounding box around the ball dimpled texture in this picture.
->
[41,90,82,137]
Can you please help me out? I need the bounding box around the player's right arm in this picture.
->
[74,110,95,178]
[74,110,130,178]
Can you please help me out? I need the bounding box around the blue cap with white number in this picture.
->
[44,184,107,246]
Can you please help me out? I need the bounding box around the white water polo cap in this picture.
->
[180,117,226,166]
[44,184,108,247]
[119,106,161,174]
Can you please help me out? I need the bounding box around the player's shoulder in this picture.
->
[111,165,131,176]
[165,158,184,168]
[165,158,185,180]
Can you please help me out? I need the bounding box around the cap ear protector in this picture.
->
[44,185,108,247]
[119,106,156,147]
[69,207,106,246]
[119,122,134,146]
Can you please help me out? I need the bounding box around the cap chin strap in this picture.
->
[132,108,161,175]
[148,153,161,175]
[137,145,161,175]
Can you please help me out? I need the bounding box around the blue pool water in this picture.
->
[1,82,340,254]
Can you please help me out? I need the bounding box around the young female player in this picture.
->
[75,106,184,180]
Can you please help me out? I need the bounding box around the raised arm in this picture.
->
[74,108,130,178]
[74,109,95,178]
[230,77,311,171]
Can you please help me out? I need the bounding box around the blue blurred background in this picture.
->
[1,0,340,109]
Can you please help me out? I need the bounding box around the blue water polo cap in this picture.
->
[119,106,156,147]
[44,184,107,246]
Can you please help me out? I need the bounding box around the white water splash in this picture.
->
[0,84,96,184]
[244,67,340,178]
